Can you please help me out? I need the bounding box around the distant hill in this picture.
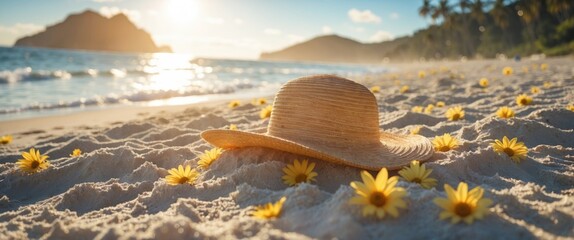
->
[14,10,171,53]
[260,35,406,64]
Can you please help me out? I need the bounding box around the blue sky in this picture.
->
[0,0,430,59]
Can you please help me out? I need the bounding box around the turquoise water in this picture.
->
[0,47,388,120]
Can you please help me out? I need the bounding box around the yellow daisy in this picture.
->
[398,160,437,189]
[165,165,199,185]
[424,104,434,114]
[228,100,240,109]
[433,182,492,224]
[502,67,513,76]
[496,106,515,119]
[197,147,224,169]
[400,85,409,93]
[260,105,273,119]
[567,105,574,112]
[229,124,238,130]
[410,126,422,135]
[445,106,464,121]
[543,81,552,89]
[70,149,82,157]
[418,71,426,79]
[540,63,548,71]
[432,133,459,152]
[282,159,318,186]
[1,135,13,144]
[516,94,532,106]
[492,136,528,163]
[479,78,489,87]
[530,87,540,94]
[436,101,445,107]
[370,86,381,93]
[252,98,267,105]
[349,168,407,219]
[411,106,423,113]
[252,196,287,220]
[17,148,50,174]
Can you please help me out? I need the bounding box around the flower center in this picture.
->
[295,174,308,183]
[439,146,451,152]
[31,160,39,169]
[451,114,460,120]
[369,192,387,207]
[454,202,473,217]
[411,177,422,183]
[503,147,515,157]
[178,177,189,184]
[520,99,527,105]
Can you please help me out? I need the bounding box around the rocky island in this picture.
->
[14,10,171,53]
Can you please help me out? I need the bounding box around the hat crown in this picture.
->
[268,75,380,146]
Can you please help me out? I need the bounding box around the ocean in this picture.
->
[0,47,388,121]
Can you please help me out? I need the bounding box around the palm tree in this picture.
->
[471,0,486,24]
[490,0,509,29]
[546,0,571,21]
[419,0,433,18]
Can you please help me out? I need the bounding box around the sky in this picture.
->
[0,0,431,59]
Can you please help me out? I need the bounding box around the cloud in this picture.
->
[99,6,141,23]
[264,28,282,35]
[390,12,400,20]
[369,30,395,42]
[322,26,332,34]
[233,18,244,25]
[206,17,225,25]
[348,8,381,23]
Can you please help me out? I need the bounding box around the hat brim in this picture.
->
[200,130,434,170]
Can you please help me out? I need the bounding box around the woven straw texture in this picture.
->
[201,75,434,170]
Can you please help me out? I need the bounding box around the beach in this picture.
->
[1,56,573,239]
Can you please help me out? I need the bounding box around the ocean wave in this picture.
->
[0,68,153,83]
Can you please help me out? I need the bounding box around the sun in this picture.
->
[167,0,199,24]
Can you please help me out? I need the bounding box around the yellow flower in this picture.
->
[252,196,287,219]
[282,159,318,186]
[260,105,273,119]
[516,94,532,106]
[496,106,515,119]
[370,86,381,93]
[0,135,13,144]
[411,106,423,113]
[398,160,437,189]
[418,71,426,79]
[197,147,223,169]
[228,100,240,108]
[424,104,434,114]
[567,105,574,112]
[432,133,459,152]
[540,63,548,71]
[436,101,445,107]
[349,168,407,219]
[530,87,540,94]
[400,85,409,93]
[543,81,552,89]
[410,126,422,135]
[253,98,267,105]
[165,165,199,185]
[492,136,528,163]
[17,148,50,174]
[70,149,82,157]
[502,67,513,76]
[479,78,489,87]
[229,124,238,130]
[433,182,492,224]
[445,106,464,121]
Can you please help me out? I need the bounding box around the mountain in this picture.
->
[14,10,171,53]
[260,35,406,64]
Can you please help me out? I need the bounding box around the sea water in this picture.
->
[0,47,388,121]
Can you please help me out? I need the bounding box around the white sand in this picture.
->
[1,57,573,239]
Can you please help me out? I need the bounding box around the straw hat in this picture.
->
[201,75,434,170]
